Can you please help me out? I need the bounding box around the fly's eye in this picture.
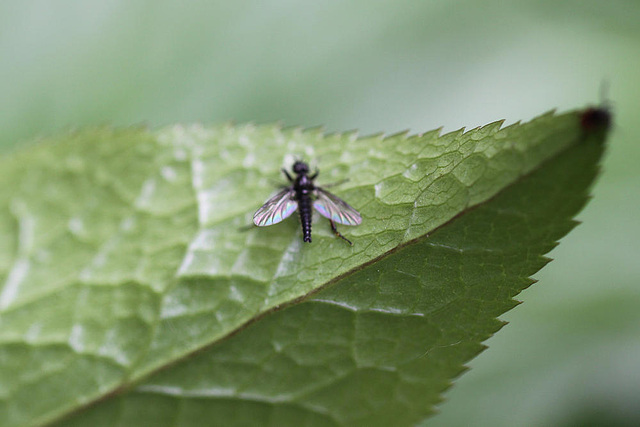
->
[293,161,309,174]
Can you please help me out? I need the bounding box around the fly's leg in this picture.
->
[330,220,353,246]
[321,178,349,189]
[238,224,255,232]
[282,169,294,182]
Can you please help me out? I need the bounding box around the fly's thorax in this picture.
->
[294,174,315,197]
[297,174,313,187]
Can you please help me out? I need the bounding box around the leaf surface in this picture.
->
[0,111,607,426]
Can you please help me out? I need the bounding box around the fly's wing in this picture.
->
[253,188,298,226]
[313,188,362,226]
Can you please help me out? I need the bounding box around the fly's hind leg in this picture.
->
[330,220,353,246]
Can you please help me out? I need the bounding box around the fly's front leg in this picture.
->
[282,168,294,182]
[330,220,353,246]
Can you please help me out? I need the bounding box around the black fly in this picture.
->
[253,161,362,245]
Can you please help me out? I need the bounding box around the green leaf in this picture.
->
[0,110,607,427]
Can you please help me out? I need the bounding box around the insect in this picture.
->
[580,106,611,132]
[253,161,362,245]
[580,81,612,133]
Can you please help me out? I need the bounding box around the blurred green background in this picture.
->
[1,1,638,426]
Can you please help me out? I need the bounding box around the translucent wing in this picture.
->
[313,188,362,226]
[253,188,298,226]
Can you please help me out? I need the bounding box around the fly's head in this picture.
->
[292,161,310,176]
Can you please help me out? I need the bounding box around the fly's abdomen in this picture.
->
[298,195,313,242]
